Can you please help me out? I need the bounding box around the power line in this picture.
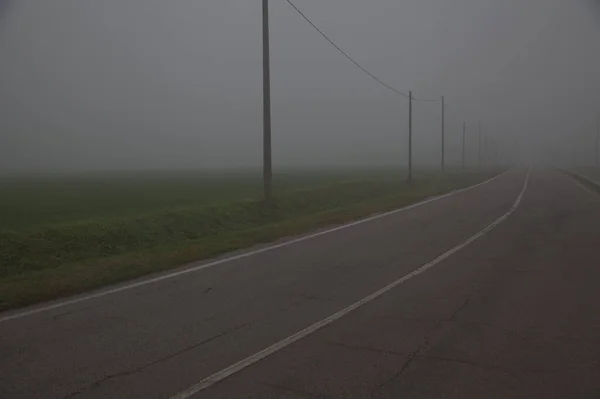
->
[412,95,441,103]
[285,0,442,103]
[285,0,410,98]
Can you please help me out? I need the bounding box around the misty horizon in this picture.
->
[1,0,599,173]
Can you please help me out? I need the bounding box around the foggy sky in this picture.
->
[1,0,599,173]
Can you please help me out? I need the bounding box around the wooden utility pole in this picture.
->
[478,122,482,168]
[262,0,273,201]
[441,96,445,172]
[484,134,489,166]
[596,118,600,167]
[408,91,413,183]
[462,122,466,170]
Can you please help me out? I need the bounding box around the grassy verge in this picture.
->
[0,170,499,311]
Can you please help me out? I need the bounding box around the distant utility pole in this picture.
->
[491,136,496,166]
[478,122,482,168]
[484,134,489,166]
[596,118,600,167]
[262,0,273,202]
[462,122,466,170]
[493,137,498,166]
[408,91,413,183]
[441,96,445,172]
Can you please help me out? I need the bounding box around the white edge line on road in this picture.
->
[563,170,600,198]
[169,168,530,399]
[0,170,511,324]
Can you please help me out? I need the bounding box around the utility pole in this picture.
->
[496,138,500,166]
[596,118,600,167]
[408,91,413,183]
[441,96,445,172]
[491,136,495,166]
[478,122,482,168]
[262,0,273,202]
[484,134,489,166]
[462,122,466,170]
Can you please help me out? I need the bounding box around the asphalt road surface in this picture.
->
[2,169,600,399]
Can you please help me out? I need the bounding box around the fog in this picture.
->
[0,0,599,173]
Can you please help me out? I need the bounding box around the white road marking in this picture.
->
[0,170,511,324]
[564,170,600,198]
[169,169,530,399]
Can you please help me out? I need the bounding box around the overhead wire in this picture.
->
[412,96,441,103]
[284,0,442,103]
[284,0,409,98]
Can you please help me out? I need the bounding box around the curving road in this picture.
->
[2,169,600,398]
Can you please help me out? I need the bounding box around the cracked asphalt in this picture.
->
[2,169,600,399]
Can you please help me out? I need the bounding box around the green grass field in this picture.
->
[0,171,380,230]
[0,169,499,310]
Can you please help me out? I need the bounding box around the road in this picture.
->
[2,169,600,398]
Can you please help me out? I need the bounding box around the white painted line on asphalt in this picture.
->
[563,170,600,198]
[169,168,530,399]
[0,170,511,324]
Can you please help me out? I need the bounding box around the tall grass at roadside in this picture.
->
[0,169,499,310]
